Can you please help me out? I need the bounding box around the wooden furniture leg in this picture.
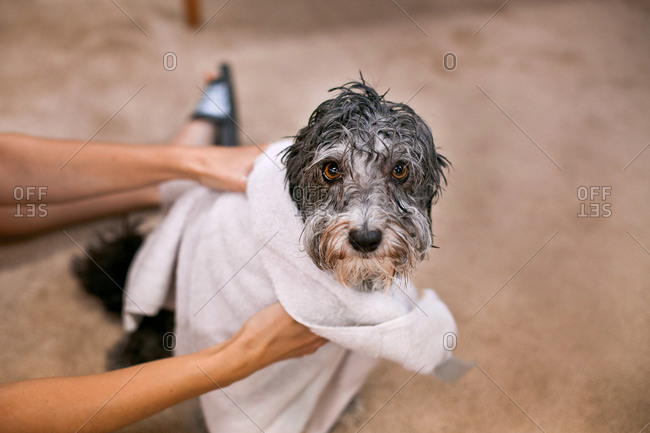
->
[185,0,200,27]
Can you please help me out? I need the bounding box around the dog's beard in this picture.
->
[303,213,430,291]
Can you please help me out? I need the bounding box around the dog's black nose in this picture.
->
[348,228,382,253]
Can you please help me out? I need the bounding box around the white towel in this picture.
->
[123,140,466,433]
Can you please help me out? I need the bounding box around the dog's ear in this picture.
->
[282,97,337,216]
[281,128,315,216]
[429,150,450,205]
[419,124,450,219]
[282,141,302,211]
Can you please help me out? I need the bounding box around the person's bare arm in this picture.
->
[0,133,264,206]
[0,186,160,239]
[0,303,326,433]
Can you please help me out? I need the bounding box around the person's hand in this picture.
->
[188,144,270,192]
[231,303,328,371]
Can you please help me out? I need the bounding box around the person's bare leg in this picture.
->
[170,119,217,147]
[171,70,220,147]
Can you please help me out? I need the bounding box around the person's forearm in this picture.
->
[0,186,160,239]
[0,303,324,433]
[0,133,204,205]
[0,340,253,433]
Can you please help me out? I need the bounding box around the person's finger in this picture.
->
[302,339,327,356]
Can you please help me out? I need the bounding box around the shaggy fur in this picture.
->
[72,219,144,316]
[282,77,448,291]
[72,219,174,369]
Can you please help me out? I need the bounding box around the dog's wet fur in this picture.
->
[283,77,448,291]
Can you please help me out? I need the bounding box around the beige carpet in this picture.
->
[1,1,648,432]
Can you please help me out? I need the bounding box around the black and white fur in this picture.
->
[283,78,448,291]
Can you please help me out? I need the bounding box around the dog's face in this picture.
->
[283,79,448,291]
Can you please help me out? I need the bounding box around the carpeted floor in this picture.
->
[1,1,648,432]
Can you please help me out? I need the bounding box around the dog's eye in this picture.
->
[392,163,408,180]
[323,162,341,181]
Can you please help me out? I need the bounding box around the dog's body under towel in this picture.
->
[123,141,460,433]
